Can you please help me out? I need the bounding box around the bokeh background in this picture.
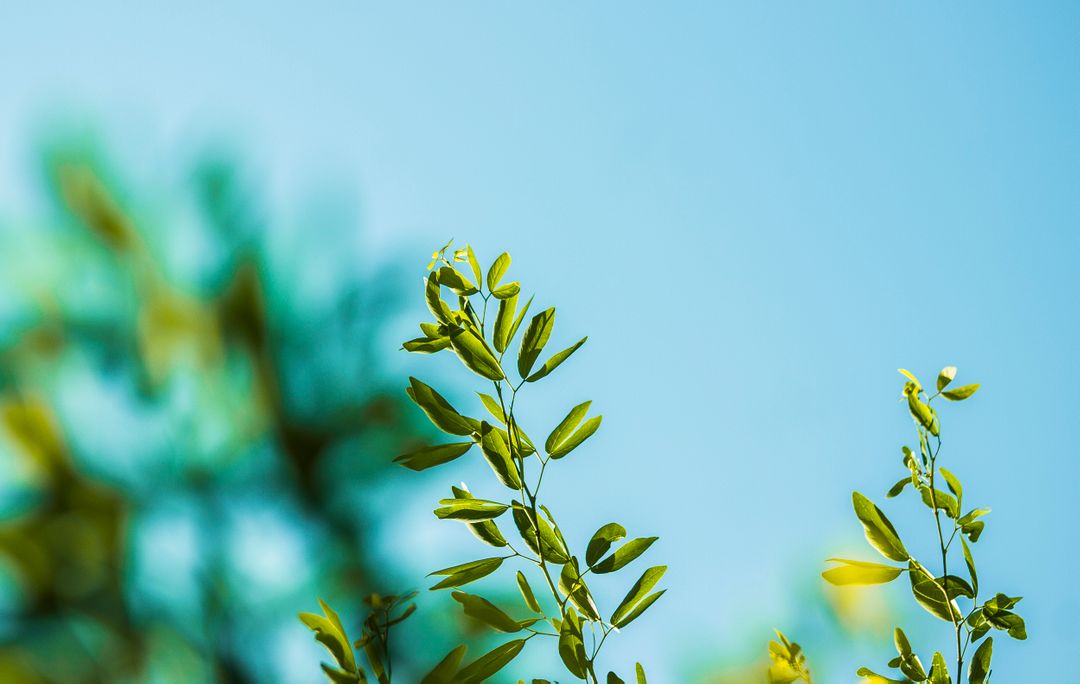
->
[2,3,1078,682]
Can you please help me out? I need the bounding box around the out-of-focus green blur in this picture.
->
[0,131,431,683]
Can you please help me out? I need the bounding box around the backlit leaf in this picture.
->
[526,336,587,383]
[518,308,555,378]
[852,492,909,562]
[822,558,904,586]
[394,442,473,471]
[942,384,980,401]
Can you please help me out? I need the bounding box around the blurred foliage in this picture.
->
[0,133,429,682]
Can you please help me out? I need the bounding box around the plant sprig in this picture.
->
[303,241,663,684]
[820,366,1025,683]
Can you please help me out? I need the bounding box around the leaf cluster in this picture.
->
[307,242,664,683]
[820,367,1025,683]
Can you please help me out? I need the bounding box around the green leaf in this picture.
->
[406,378,477,436]
[968,637,992,684]
[437,266,478,296]
[910,564,962,622]
[962,520,985,543]
[886,477,910,498]
[982,594,1026,640]
[492,281,520,299]
[852,492,909,562]
[320,664,363,683]
[449,326,505,381]
[451,591,525,633]
[929,651,950,684]
[526,336,587,382]
[421,644,467,684]
[957,507,991,527]
[586,523,627,566]
[608,673,626,684]
[613,589,665,630]
[299,599,357,675]
[548,415,602,460]
[942,383,980,401]
[457,639,526,684]
[467,518,508,548]
[403,336,452,354]
[428,557,505,591]
[821,558,904,586]
[492,293,519,354]
[611,565,666,627]
[898,368,922,389]
[516,571,542,613]
[479,422,521,489]
[636,663,646,684]
[855,667,907,683]
[559,559,601,621]
[920,486,960,519]
[505,294,533,351]
[961,538,979,595]
[425,272,455,325]
[486,252,511,292]
[937,366,957,391]
[512,503,570,564]
[453,486,510,548]
[939,467,963,503]
[592,536,657,574]
[518,307,555,378]
[477,392,507,424]
[434,498,509,521]
[558,608,587,678]
[466,245,483,288]
[394,442,473,471]
[546,401,591,453]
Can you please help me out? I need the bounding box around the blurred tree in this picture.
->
[0,134,429,683]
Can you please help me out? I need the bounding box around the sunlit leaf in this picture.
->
[479,422,522,489]
[586,522,626,566]
[493,293,518,353]
[428,557,504,591]
[592,536,657,574]
[457,639,526,684]
[449,326,505,381]
[968,637,992,684]
[852,492,909,562]
[451,591,525,633]
[434,498,509,521]
[518,308,555,378]
[394,442,473,471]
[821,558,904,586]
[526,336,587,382]
[942,384,980,401]
[406,377,477,436]
[611,565,666,627]
[421,645,467,684]
[936,366,956,392]
[516,571,542,613]
[486,253,511,292]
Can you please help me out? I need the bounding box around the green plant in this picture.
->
[299,593,418,684]
[820,367,1026,683]
[302,241,664,683]
[766,630,812,683]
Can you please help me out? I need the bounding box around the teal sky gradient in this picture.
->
[2,3,1078,680]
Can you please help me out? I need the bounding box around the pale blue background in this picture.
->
[2,2,1078,680]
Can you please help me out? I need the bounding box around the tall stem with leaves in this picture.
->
[820,366,1026,683]
[302,241,665,684]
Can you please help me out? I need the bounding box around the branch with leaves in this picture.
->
[302,241,664,683]
[819,366,1025,683]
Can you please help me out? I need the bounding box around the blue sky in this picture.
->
[2,2,1078,680]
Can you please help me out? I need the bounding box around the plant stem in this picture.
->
[925,428,963,676]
